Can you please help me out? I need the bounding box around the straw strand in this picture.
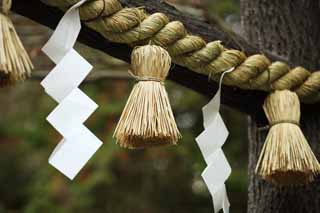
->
[113,44,181,148]
[255,90,320,186]
[0,0,33,87]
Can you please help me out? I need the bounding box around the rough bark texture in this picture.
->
[241,0,320,69]
[242,1,320,212]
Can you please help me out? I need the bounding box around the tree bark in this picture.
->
[242,1,320,212]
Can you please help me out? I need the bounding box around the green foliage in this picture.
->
[0,78,247,213]
[206,0,240,18]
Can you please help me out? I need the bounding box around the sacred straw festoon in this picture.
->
[0,0,33,87]
[113,44,181,149]
[255,90,320,186]
[38,0,320,186]
[44,0,320,103]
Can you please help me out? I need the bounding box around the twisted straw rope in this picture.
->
[43,0,320,103]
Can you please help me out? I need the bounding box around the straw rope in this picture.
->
[255,90,320,185]
[0,0,33,86]
[43,0,320,103]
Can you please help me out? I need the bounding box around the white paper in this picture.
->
[202,149,231,194]
[42,0,87,63]
[49,126,102,180]
[196,67,234,212]
[203,67,234,128]
[46,88,98,138]
[41,49,92,102]
[41,0,102,180]
[212,185,230,213]
[196,114,228,165]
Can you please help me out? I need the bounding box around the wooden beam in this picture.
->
[12,0,273,117]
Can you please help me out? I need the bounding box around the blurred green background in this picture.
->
[0,0,248,212]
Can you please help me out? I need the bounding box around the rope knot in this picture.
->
[270,119,300,128]
[128,70,163,83]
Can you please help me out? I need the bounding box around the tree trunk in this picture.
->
[241,1,320,212]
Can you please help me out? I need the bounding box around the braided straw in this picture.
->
[113,44,181,149]
[0,0,33,87]
[255,90,320,186]
[43,0,320,103]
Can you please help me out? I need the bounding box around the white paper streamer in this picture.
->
[196,68,235,213]
[41,0,102,180]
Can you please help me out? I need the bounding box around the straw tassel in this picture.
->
[255,90,320,185]
[0,0,33,87]
[113,44,181,149]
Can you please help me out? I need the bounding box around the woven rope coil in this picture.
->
[43,0,320,103]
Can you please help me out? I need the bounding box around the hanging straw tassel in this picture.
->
[0,0,33,87]
[113,44,181,149]
[255,90,320,186]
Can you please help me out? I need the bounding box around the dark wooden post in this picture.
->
[241,0,320,212]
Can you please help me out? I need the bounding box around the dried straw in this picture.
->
[43,0,320,103]
[255,90,320,186]
[0,0,33,87]
[113,44,181,149]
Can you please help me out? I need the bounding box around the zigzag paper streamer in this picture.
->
[41,0,102,180]
[196,68,234,213]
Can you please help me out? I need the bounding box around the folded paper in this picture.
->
[196,68,234,213]
[41,0,102,180]
[49,125,102,180]
[196,114,228,165]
